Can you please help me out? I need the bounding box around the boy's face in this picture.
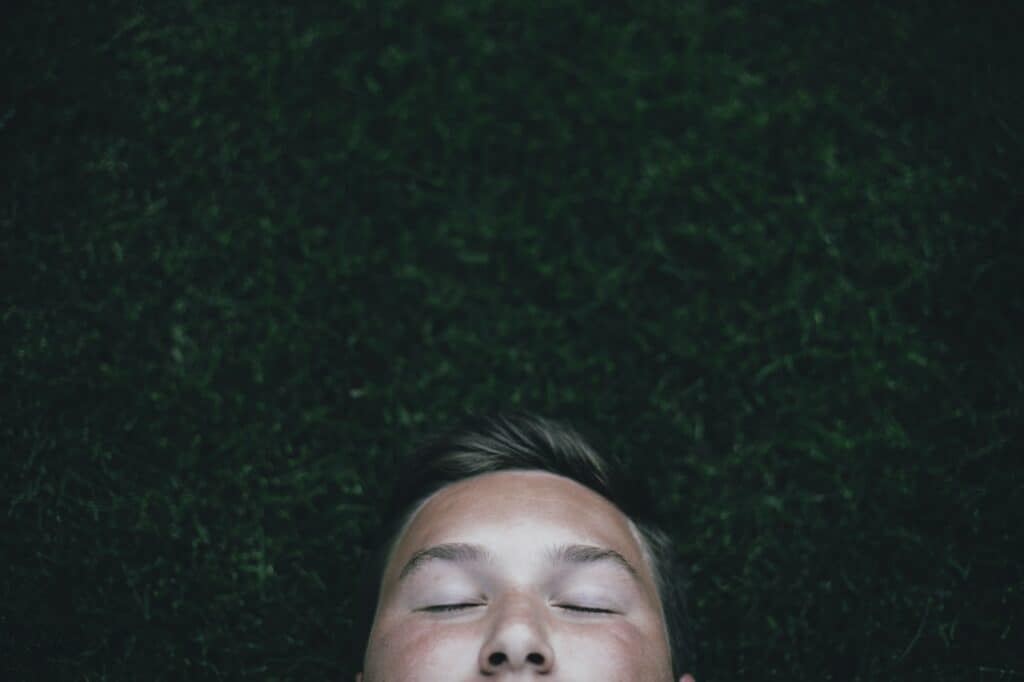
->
[359,470,692,681]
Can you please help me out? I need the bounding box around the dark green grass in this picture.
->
[2,1,1021,679]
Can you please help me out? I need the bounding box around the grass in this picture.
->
[2,1,1021,679]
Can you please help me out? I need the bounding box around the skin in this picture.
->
[359,470,696,681]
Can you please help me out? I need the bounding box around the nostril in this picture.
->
[488,652,507,666]
[526,652,545,666]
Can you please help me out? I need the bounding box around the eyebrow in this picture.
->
[397,541,640,582]
[547,543,640,580]
[398,542,491,581]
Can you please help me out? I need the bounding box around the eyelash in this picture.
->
[421,603,482,613]
[421,603,614,614]
[558,604,615,614]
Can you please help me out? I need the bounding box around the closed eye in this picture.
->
[419,603,483,613]
[556,604,617,614]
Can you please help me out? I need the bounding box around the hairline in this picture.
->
[381,469,657,573]
[372,469,673,641]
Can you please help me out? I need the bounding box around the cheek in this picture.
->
[556,621,672,681]
[364,619,478,682]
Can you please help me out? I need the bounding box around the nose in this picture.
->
[478,594,555,675]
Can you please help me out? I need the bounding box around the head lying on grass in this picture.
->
[355,413,696,681]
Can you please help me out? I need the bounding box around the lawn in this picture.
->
[2,1,1021,679]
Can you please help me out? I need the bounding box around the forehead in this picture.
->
[382,470,651,584]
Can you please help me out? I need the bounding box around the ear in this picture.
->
[680,675,696,682]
